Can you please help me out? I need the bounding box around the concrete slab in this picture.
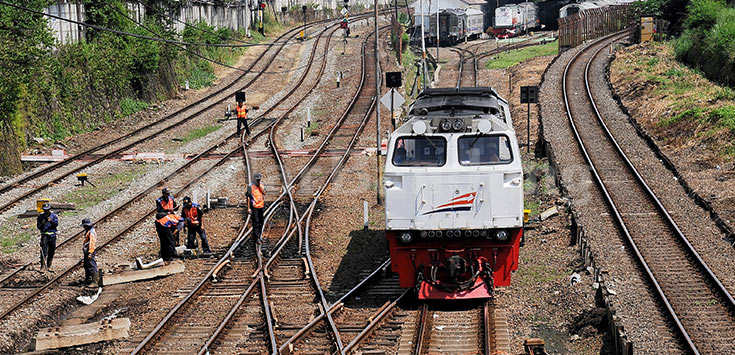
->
[103,260,184,285]
[33,318,130,351]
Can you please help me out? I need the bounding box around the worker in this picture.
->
[81,218,98,288]
[235,101,250,136]
[182,196,211,253]
[36,203,58,272]
[247,172,266,244]
[155,212,184,261]
[156,188,178,213]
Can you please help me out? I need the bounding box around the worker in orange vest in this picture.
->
[155,212,184,261]
[81,218,99,287]
[182,196,211,253]
[247,172,266,243]
[156,188,178,213]
[235,101,250,136]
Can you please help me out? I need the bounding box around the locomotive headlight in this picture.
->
[480,230,489,238]
[420,231,428,238]
[495,230,509,241]
[452,118,464,131]
[399,232,413,244]
[440,119,452,131]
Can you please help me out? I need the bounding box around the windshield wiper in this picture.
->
[469,134,484,148]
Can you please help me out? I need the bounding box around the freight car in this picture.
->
[383,87,526,299]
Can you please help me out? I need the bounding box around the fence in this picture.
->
[558,5,631,49]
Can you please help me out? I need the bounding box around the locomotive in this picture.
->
[383,87,525,300]
[493,2,540,38]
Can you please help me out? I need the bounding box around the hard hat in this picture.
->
[254,172,262,180]
[81,218,93,227]
[42,203,51,211]
[183,196,192,203]
[162,188,170,195]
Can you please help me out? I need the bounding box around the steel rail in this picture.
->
[582,31,735,352]
[128,17,344,354]
[0,19,332,285]
[0,120,261,322]
[413,303,429,355]
[0,22,323,216]
[483,300,491,355]
[562,31,702,353]
[277,259,391,353]
[342,290,409,354]
[197,28,380,353]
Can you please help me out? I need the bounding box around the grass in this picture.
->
[515,264,568,288]
[486,41,558,69]
[180,124,222,144]
[614,41,735,158]
[305,122,319,136]
[0,221,33,254]
[60,166,149,213]
[401,46,419,96]
[119,98,149,117]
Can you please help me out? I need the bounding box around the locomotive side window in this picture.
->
[458,135,513,165]
[392,137,446,166]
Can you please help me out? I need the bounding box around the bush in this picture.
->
[685,0,725,31]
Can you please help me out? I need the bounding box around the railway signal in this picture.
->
[520,85,538,152]
[382,72,404,130]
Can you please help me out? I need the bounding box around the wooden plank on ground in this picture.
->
[33,318,130,351]
[103,260,184,285]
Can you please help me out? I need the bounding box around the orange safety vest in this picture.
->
[183,205,200,226]
[83,228,97,254]
[236,105,248,119]
[250,184,265,209]
[159,196,174,211]
[157,214,181,227]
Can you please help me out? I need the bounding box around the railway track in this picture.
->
[125,16,391,354]
[0,21,326,216]
[0,17,374,351]
[407,300,505,355]
[0,17,341,291]
[563,32,735,353]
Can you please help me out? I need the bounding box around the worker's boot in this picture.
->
[84,273,92,287]
[86,272,99,288]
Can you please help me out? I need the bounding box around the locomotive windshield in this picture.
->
[458,135,513,165]
[392,136,446,167]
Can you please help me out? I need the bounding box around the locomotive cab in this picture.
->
[383,87,524,299]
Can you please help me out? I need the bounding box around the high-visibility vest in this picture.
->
[236,105,248,119]
[83,228,97,254]
[250,184,265,209]
[157,214,181,227]
[183,204,200,226]
[159,196,174,211]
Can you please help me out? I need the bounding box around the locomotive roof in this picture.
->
[409,87,503,115]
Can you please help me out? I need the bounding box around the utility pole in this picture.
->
[375,0,382,205]
[420,0,427,90]
[435,0,439,61]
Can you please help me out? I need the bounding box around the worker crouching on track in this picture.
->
[182,196,211,253]
[235,100,250,137]
[156,188,178,213]
[247,172,266,244]
[81,218,99,288]
[36,203,58,272]
[155,212,184,261]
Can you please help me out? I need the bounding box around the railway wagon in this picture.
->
[426,8,484,46]
[493,2,539,38]
[383,87,525,300]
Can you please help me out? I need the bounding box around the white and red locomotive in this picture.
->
[383,87,525,300]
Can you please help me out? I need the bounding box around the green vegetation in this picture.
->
[60,165,148,212]
[401,47,419,95]
[0,221,33,254]
[485,41,558,69]
[516,264,568,288]
[0,0,277,176]
[181,124,222,144]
